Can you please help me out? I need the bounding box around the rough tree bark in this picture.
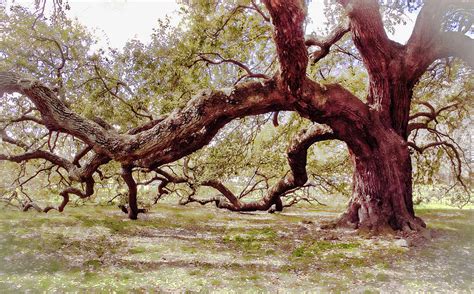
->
[0,0,472,231]
[336,119,425,231]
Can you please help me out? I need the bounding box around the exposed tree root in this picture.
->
[322,210,427,236]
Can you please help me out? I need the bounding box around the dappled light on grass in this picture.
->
[0,204,472,292]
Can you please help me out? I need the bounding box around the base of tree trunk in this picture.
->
[118,205,147,219]
[332,209,426,234]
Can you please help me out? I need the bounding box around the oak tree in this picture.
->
[0,0,472,232]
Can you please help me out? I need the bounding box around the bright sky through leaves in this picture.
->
[4,0,416,49]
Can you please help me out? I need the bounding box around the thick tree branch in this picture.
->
[338,0,394,74]
[406,0,474,80]
[0,72,125,158]
[0,72,293,166]
[1,71,367,169]
[263,0,308,95]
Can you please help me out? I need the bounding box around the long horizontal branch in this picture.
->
[0,150,74,171]
[127,79,293,167]
[1,68,369,175]
[0,72,125,158]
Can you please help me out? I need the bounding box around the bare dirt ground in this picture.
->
[0,203,472,292]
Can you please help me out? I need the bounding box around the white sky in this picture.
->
[66,0,179,48]
[6,0,416,49]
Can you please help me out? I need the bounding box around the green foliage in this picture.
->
[410,59,473,207]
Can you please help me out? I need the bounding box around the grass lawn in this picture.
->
[0,203,472,292]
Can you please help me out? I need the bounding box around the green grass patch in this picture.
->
[128,246,147,254]
[291,241,360,258]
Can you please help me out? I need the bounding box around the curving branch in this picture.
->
[56,177,95,212]
[181,124,336,212]
[0,72,123,157]
[305,20,351,64]
[0,50,369,219]
[191,53,270,79]
[0,150,73,171]
[0,114,44,125]
[409,140,467,190]
[0,129,74,170]
[0,72,292,165]
[22,176,95,213]
[1,55,368,170]
[408,98,470,194]
[408,100,461,133]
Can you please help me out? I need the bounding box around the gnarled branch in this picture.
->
[305,20,351,64]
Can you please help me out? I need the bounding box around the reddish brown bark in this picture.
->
[208,124,335,212]
[329,0,471,231]
[150,125,334,212]
[263,0,308,95]
[337,122,425,232]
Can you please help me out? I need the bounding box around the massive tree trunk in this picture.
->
[330,0,460,232]
[338,122,425,232]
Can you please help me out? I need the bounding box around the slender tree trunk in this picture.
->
[122,166,138,220]
[338,124,425,232]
